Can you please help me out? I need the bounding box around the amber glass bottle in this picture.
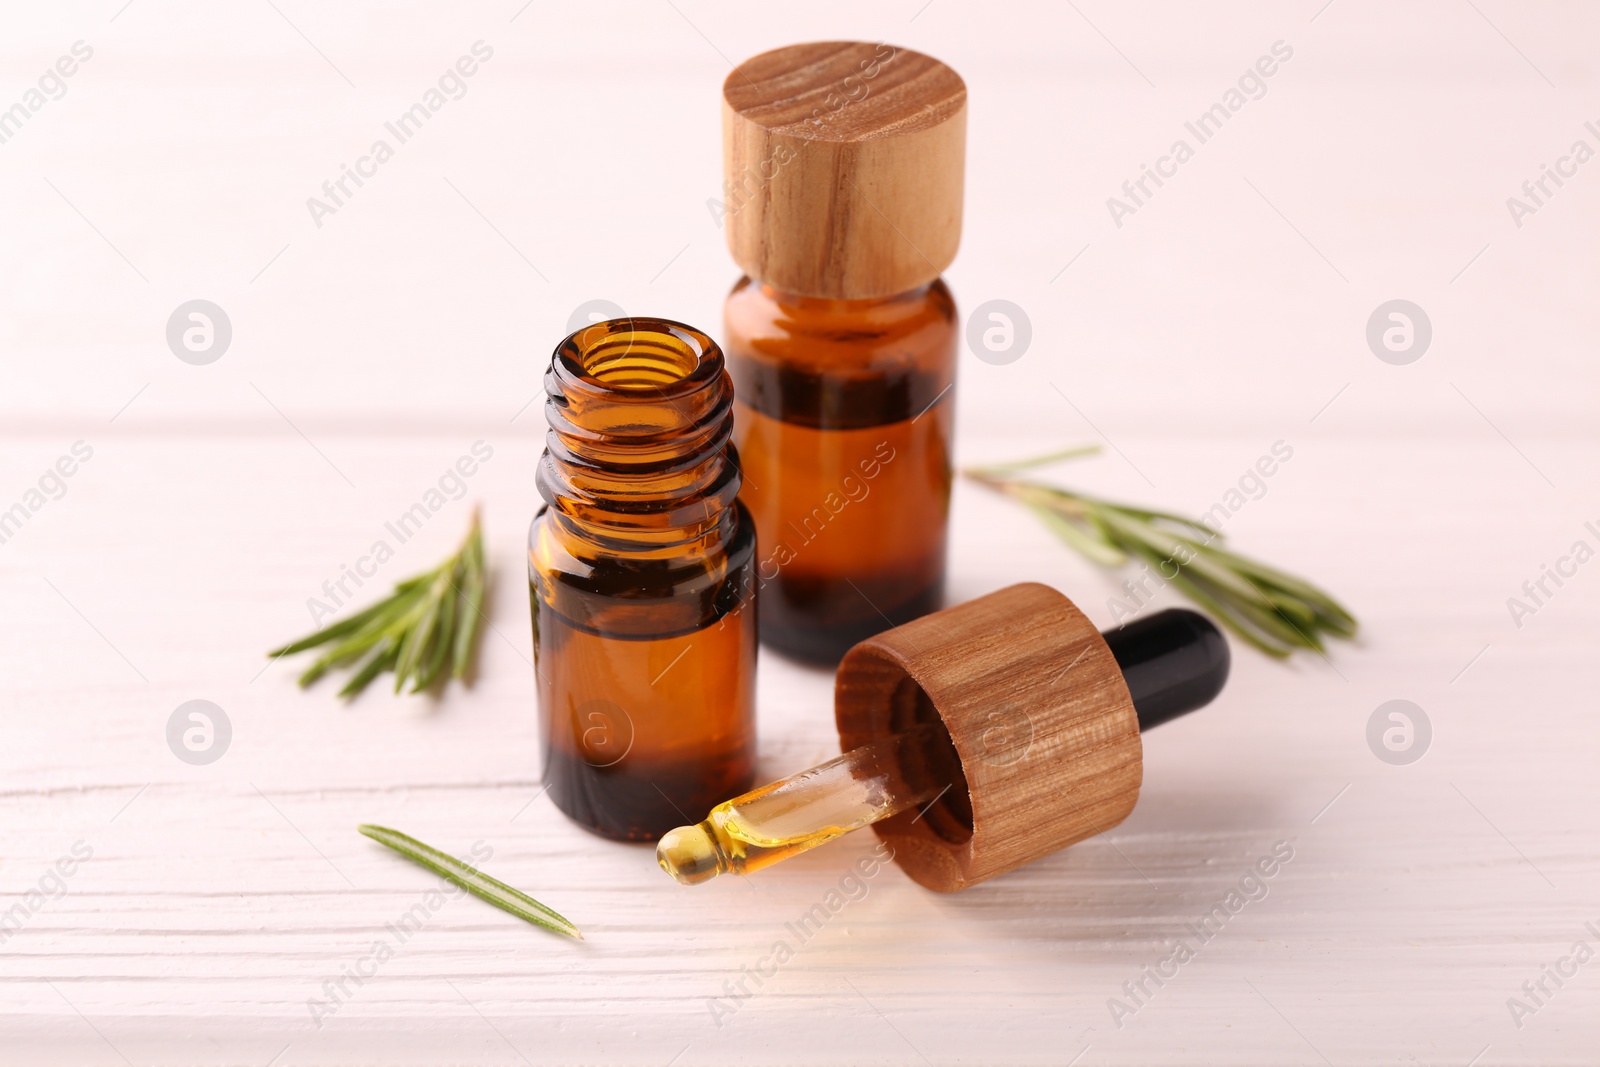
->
[723,278,957,660]
[721,41,967,662]
[528,318,757,841]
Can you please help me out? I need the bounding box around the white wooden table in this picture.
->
[3,2,1597,1063]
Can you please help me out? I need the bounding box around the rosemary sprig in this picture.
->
[964,446,1357,659]
[358,824,583,940]
[268,511,487,698]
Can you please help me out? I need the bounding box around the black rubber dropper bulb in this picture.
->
[1101,608,1231,731]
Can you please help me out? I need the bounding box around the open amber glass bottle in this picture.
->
[528,318,757,841]
[721,41,967,662]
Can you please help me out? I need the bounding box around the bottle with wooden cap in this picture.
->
[719,41,966,663]
[657,584,1230,891]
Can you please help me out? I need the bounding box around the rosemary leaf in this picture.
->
[1230,586,1325,653]
[295,597,422,687]
[270,511,487,699]
[337,638,399,699]
[451,532,486,680]
[265,593,406,658]
[964,449,1357,660]
[414,584,456,693]
[394,571,446,693]
[358,824,582,940]
[1028,502,1129,567]
[1202,542,1356,631]
[966,443,1104,475]
[1162,562,1298,657]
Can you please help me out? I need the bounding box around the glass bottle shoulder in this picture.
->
[528,502,756,638]
[723,275,958,376]
[722,277,958,428]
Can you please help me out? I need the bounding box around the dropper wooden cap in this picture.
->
[721,42,967,300]
[834,583,1142,892]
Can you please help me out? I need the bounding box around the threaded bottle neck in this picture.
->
[538,318,740,553]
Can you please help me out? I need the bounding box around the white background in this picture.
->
[2,1,1598,1064]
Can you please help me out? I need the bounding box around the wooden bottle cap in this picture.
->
[721,41,966,300]
[835,583,1142,892]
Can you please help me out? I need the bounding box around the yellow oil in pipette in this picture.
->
[657,723,953,885]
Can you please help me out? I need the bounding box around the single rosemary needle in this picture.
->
[267,510,487,698]
[358,824,583,940]
[964,446,1357,659]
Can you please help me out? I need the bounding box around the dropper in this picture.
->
[659,600,1229,887]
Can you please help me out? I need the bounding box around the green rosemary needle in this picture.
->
[964,446,1357,659]
[267,510,487,698]
[358,824,582,940]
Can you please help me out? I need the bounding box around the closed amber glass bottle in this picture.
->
[721,41,967,662]
[528,318,757,841]
[723,278,957,660]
